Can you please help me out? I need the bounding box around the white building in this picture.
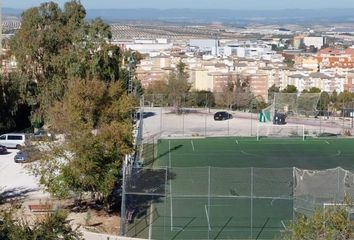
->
[223,41,275,59]
[303,37,325,49]
[189,39,220,56]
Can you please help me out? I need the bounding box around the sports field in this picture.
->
[125,137,354,239]
[154,137,354,169]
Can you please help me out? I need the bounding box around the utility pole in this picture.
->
[127,51,136,96]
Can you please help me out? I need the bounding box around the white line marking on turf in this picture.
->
[209,204,233,207]
[170,175,173,231]
[235,139,239,145]
[191,140,195,151]
[325,140,330,144]
[171,227,185,232]
[326,150,342,158]
[281,220,287,229]
[240,150,261,157]
[204,205,211,231]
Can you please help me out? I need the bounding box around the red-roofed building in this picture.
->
[317,48,354,69]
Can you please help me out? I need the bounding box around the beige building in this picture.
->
[151,55,172,69]
[295,55,319,72]
[190,68,214,91]
[209,72,237,93]
[345,70,354,92]
[287,72,345,93]
[136,69,168,89]
[248,73,268,102]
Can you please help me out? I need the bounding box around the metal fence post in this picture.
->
[251,167,253,239]
[208,166,211,240]
[120,163,127,236]
[204,114,207,137]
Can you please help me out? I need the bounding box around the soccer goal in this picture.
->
[256,124,305,141]
[260,93,321,123]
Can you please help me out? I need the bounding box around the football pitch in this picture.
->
[153,137,354,169]
[125,137,354,239]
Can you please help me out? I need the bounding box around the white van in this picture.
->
[0,133,27,149]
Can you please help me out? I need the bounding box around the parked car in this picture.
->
[214,111,233,121]
[273,112,286,125]
[32,129,54,141]
[0,144,8,154]
[14,148,40,163]
[0,133,28,149]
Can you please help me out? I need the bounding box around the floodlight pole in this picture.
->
[127,52,136,96]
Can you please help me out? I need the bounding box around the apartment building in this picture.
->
[136,69,169,89]
[317,48,354,69]
[134,37,354,100]
[209,72,237,93]
[248,73,268,101]
[287,72,345,93]
[344,70,354,92]
[189,68,214,91]
[294,55,319,71]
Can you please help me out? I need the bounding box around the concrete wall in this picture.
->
[82,231,147,240]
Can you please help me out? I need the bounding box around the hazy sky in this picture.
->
[5,0,354,10]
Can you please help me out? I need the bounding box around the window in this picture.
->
[7,135,23,140]
[0,135,5,140]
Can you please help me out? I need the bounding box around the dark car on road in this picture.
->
[14,148,40,163]
[0,145,7,154]
[273,112,286,125]
[214,111,233,121]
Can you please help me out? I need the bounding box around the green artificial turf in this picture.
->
[126,137,354,239]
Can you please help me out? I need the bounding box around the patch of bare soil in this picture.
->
[1,197,121,235]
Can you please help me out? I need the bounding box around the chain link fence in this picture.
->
[121,166,354,240]
[141,93,354,139]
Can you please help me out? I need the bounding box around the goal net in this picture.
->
[257,124,305,140]
[261,93,321,123]
[294,167,354,216]
[273,93,320,116]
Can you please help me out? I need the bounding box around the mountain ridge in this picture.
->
[4,8,354,24]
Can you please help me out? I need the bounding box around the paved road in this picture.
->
[0,149,46,200]
[141,107,346,139]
